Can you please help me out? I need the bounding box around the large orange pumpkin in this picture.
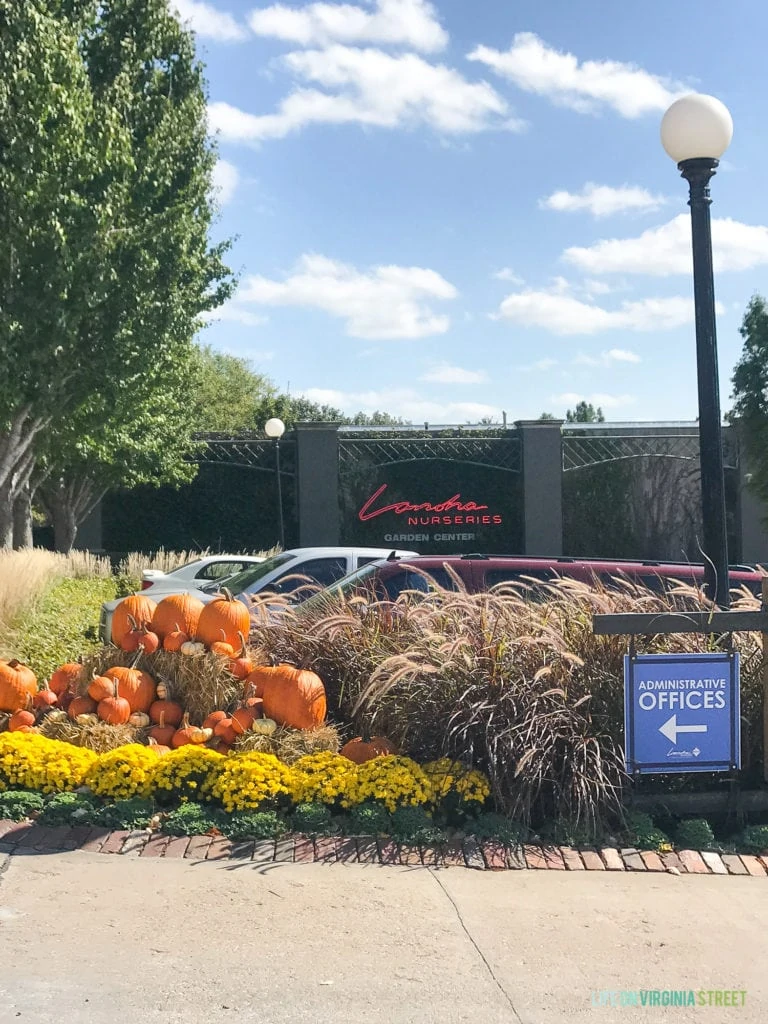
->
[49,662,82,697]
[151,594,204,640]
[149,699,184,727]
[196,590,250,649]
[0,660,38,712]
[111,595,157,646]
[104,666,156,713]
[246,664,326,730]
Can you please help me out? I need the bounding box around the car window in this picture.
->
[485,568,557,588]
[195,561,246,580]
[381,567,457,601]
[269,557,348,595]
[222,553,295,594]
[356,556,380,568]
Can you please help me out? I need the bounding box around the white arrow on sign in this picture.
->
[659,715,708,744]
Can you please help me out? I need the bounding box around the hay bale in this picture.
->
[38,714,139,752]
[234,724,341,763]
[79,647,241,725]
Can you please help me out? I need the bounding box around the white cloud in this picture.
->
[238,254,457,339]
[203,303,268,327]
[541,183,667,217]
[494,267,525,284]
[467,32,685,118]
[173,0,247,41]
[574,348,641,366]
[583,278,615,295]
[248,0,448,52]
[301,386,499,422]
[565,215,768,276]
[211,159,240,205]
[552,391,636,410]
[421,363,487,384]
[497,288,706,335]
[208,46,517,142]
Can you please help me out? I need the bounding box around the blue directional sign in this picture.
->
[624,652,740,775]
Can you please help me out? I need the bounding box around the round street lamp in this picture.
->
[264,418,286,549]
[660,94,733,608]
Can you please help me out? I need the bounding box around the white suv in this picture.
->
[99,547,417,642]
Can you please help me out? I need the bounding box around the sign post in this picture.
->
[623,652,740,775]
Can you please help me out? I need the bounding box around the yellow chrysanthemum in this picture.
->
[85,745,159,801]
[0,733,97,795]
[422,758,491,806]
[345,755,432,813]
[148,746,225,803]
[291,752,355,806]
[210,752,294,812]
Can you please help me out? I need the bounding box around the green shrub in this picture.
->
[467,812,528,846]
[39,792,98,827]
[222,810,286,840]
[735,824,768,855]
[94,797,155,831]
[623,811,672,852]
[114,573,140,599]
[539,818,605,847]
[346,801,391,836]
[390,805,445,845]
[290,802,333,835]
[162,802,225,837]
[4,576,117,680]
[0,790,44,821]
[674,818,716,851]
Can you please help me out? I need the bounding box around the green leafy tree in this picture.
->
[731,295,768,507]
[1,0,233,549]
[538,412,558,421]
[566,401,605,423]
[192,346,274,433]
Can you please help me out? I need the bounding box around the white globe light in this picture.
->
[661,93,733,163]
[264,417,286,439]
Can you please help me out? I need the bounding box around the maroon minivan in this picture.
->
[314,553,763,603]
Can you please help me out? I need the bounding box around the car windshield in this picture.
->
[203,553,294,594]
[296,561,383,614]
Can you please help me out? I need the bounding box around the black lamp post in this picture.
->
[661,94,734,608]
[264,417,286,550]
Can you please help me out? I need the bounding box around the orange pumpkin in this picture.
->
[0,660,38,712]
[228,633,254,680]
[9,709,36,731]
[121,624,160,654]
[210,640,236,657]
[340,736,396,764]
[104,666,156,713]
[98,686,131,725]
[230,706,259,736]
[203,710,228,731]
[149,699,184,727]
[246,664,326,730]
[163,627,189,652]
[87,674,116,703]
[49,662,82,697]
[111,595,157,646]
[196,589,250,649]
[148,712,176,747]
[151,594,204,640]
[172,714,210,748]
[32,688,58,710]
[68,695,97,720]
[147,738,171,755]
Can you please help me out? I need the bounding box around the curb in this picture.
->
[0,821,766,873]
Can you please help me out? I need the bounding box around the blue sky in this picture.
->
[178,0,768,423]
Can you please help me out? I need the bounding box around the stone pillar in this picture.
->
[515,420,563,556]
[295,422,341,547]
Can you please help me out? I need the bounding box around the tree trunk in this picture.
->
[0,482,13,549]
[51,490,78,552]
[12,486,33,548]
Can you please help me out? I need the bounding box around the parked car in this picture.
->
[99,547,418,642]
[138,555,265,596]
[297,553,764,610]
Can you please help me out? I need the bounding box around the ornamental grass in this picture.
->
[252,575,763,829]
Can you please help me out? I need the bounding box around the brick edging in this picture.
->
[0,821,766,874]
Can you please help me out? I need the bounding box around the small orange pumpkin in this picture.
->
[230,706,259,736]
[49,662,82,697]
[210,640,236,657]
[203,710,228,731]
[148,712,176,747]
[9,709,36,731]
[213,718,237,745]
[340,736,396,764]
[228,633,254,680]
[67,695,97,721]
[32,688,58,710]
[163,626,189,652]
[147,738,171,755]
[172,714,211,748]
[87,673,116,703]
[149,699,184,728]
[97,685,131,725]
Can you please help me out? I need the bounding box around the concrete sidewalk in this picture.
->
[0,851,765,1023]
